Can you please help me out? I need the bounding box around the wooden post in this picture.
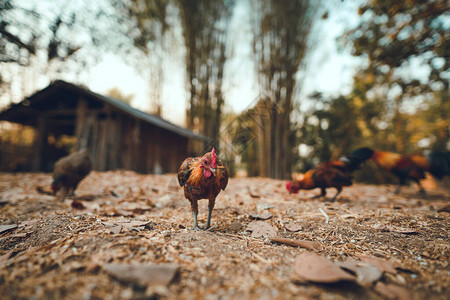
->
[75,98,88,150]
[31,116,46,171]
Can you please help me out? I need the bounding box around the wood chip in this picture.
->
[103,263,179,287]
[294,252,355,283]
[0,224,18,234]
[269,237,322,251]
[388,226,418,234]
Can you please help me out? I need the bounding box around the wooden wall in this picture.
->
[72,98,189,173]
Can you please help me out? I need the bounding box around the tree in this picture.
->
[0,0,129,104]
[112,0,171,117]
[177,0,235,151]
[343,0,449,152]
[250,0,317,179]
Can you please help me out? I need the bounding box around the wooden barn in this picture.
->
[0,80,209,173]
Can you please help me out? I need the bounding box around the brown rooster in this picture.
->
[52,149,92,200]
[286,148,373,201]
[360,147,450,194]
[177,148,228,230]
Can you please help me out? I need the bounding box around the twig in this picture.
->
[319,208,329,224]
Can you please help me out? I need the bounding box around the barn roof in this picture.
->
[0,80,209,142]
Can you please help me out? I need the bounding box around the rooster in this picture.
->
[177,148,229,230]
[359,147,450,194]
[286,148,373,201]
[52,149,92,200]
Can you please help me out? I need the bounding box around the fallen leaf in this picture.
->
[0,199,10,205]
[284,222,303,232]
[269,237,322,251]
[357,255,398,274]
[437,204,450,213]
[294,252,355,283]
[374,282,412,300]
[109,225,122,234]
[228,222,243,231]
[103,263,179,287]
[338,258,382,287]
[249,191,261,198]
[249,212,273,220]
[0,224,18,234]
[256,203,274,210]
[71,200,86,210]
[246,221,277,238]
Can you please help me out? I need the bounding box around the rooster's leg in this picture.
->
[205,199,216,229]
[311,188,326,199]
[394,179,405,194]
[415,180,426,195]
[329,187,342,202]
[190,200,200,230]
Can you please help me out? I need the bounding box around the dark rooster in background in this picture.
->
[178,148,229,230]
[358,147,450,194]
[52,149,92,200]
[286,148,373,201]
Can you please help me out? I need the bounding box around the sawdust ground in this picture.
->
[0,171,449,299]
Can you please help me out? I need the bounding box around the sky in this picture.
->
[81,0,363,126]
[3,0,363,127]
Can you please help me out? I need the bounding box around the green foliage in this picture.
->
[342,0,449,153]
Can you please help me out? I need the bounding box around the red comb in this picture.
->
[211,147,217,167]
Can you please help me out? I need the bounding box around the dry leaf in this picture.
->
[357,255,398,274]
[374,282,412,300]
[256,203,274,210]
[246,221,277,238]
[228,222,243,231]
[269,237,322,251]
[103,263,179,287]
[294,252,355,283]
[284,222,303,232]
[338,258,382,287]
[0,224,18,234]
[249,212,273,220]
[109,225,122,234]
[437,204,450,213]
[0,250,14,263]
[71,200,86,210]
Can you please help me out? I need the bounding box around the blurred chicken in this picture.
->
[286,148,373,201]
[52,149,92,200]
[360,147,450,194]
[177,148,228,230]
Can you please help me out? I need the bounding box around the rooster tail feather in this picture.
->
[426,151,450,179]
[340,147,374,171]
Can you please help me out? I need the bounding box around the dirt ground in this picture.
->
[0,171,449,300]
